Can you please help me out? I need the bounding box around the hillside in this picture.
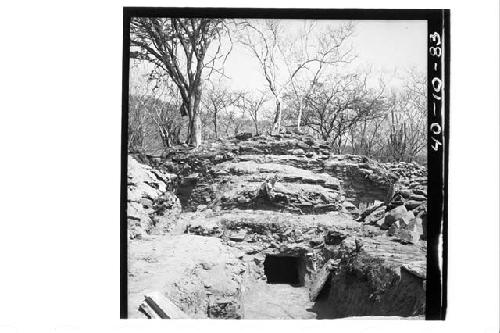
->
[127,132,427,319]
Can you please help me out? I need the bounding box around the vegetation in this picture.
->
[128,19,427,163]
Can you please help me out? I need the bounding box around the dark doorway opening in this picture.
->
[264,255,303,285]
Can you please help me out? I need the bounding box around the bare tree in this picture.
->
[385,70,427,162]
[302,73,386,153]
[128,94,148,151]
[348,113,386,157]
[240,20,355,134]
[129,72,185,151]
[202,85,243,139]
[239,20,283,134]
[148,82,184,148]
[130,18,232,147]
[222,106,247,137]
[237,91,268,135]
[278,21,356,132]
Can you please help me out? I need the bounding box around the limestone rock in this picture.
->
[127,133,428,319]
[290,148,305,156]
[324,230,348,245]
[393,228,421,245]
[364,205,387,225]
[139,291,189,319]
[229,232,247,242]
[342,201,358,212]
[127,156,180,238]
[387,220,403,236]
[381,206,413,230]
[404,200,421,210]
[402,263,426,279]
[409,194,426,202]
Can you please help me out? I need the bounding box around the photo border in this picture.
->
[121,7,450,320]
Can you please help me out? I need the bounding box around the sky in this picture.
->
[222,20,427,91]
[130,19,427,95]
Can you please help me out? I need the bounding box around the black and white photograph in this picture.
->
[122,8,448,320]
[1,1,500,332]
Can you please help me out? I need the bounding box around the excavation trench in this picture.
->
[241,251,425,319]
[129,139,427,320]
[243,254,316,319]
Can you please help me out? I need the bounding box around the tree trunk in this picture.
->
[296,98,303,133]
[190,112,202,147]
[186,86,203,147]
[185,112,192,144]
[213,112,217,139]
[159,126,171,149]
[271,98,281,135]
[175,127,182,144]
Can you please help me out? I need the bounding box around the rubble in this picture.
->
[127,156,181,239]
[127,133,428,319]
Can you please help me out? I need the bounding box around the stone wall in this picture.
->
[127,133,428,319]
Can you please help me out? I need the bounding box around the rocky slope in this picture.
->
[127,156,181,239]
[127,133,427,319]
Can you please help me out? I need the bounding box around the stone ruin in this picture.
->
[127,132,427,319]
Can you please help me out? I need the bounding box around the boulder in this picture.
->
[207,298,242,319]
[404,200,421,210]
[296,141,310,150]
[393,229,421,245]
[290,148,306,156]
[309,238,324,247]
[381,206,414,230]
[387,220,403,236]
[139,291,189,319]
[324,230,348,246]
[229,232,247,242]
[359,200,384,219]
[407,215,423,235]
[374,217,385,228]
[342,201,358,212]
[402,263,426,280]
[409,194,426,202]
[364,205,387,225]
[184,173,200,182]
[342,201,360,219]
[398,189,412,198]
[412,189,427,196]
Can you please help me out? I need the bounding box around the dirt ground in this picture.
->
[243,281,316,319]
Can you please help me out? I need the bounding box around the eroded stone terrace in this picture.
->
[127,133,427,319]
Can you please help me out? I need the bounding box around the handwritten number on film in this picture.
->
[429,32,442,152]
